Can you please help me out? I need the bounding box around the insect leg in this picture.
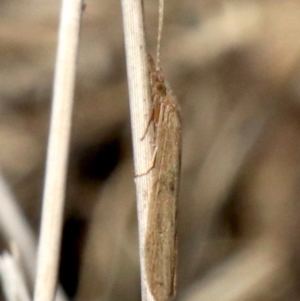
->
[134,146,158,177]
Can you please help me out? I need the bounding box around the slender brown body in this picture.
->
[145,55,181,301]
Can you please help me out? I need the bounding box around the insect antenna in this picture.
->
[156,0,164,70]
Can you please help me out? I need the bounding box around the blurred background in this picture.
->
[1,0,300,300]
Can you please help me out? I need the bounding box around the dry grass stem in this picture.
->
[0,171,36,284]
[0,171,69,301]
[120,1,154,300]
[33,1,83,301]
[0,251,31,301]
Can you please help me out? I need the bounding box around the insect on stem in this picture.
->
[143,1,182,300]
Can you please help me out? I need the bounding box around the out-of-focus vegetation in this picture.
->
[1,0,300,300]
